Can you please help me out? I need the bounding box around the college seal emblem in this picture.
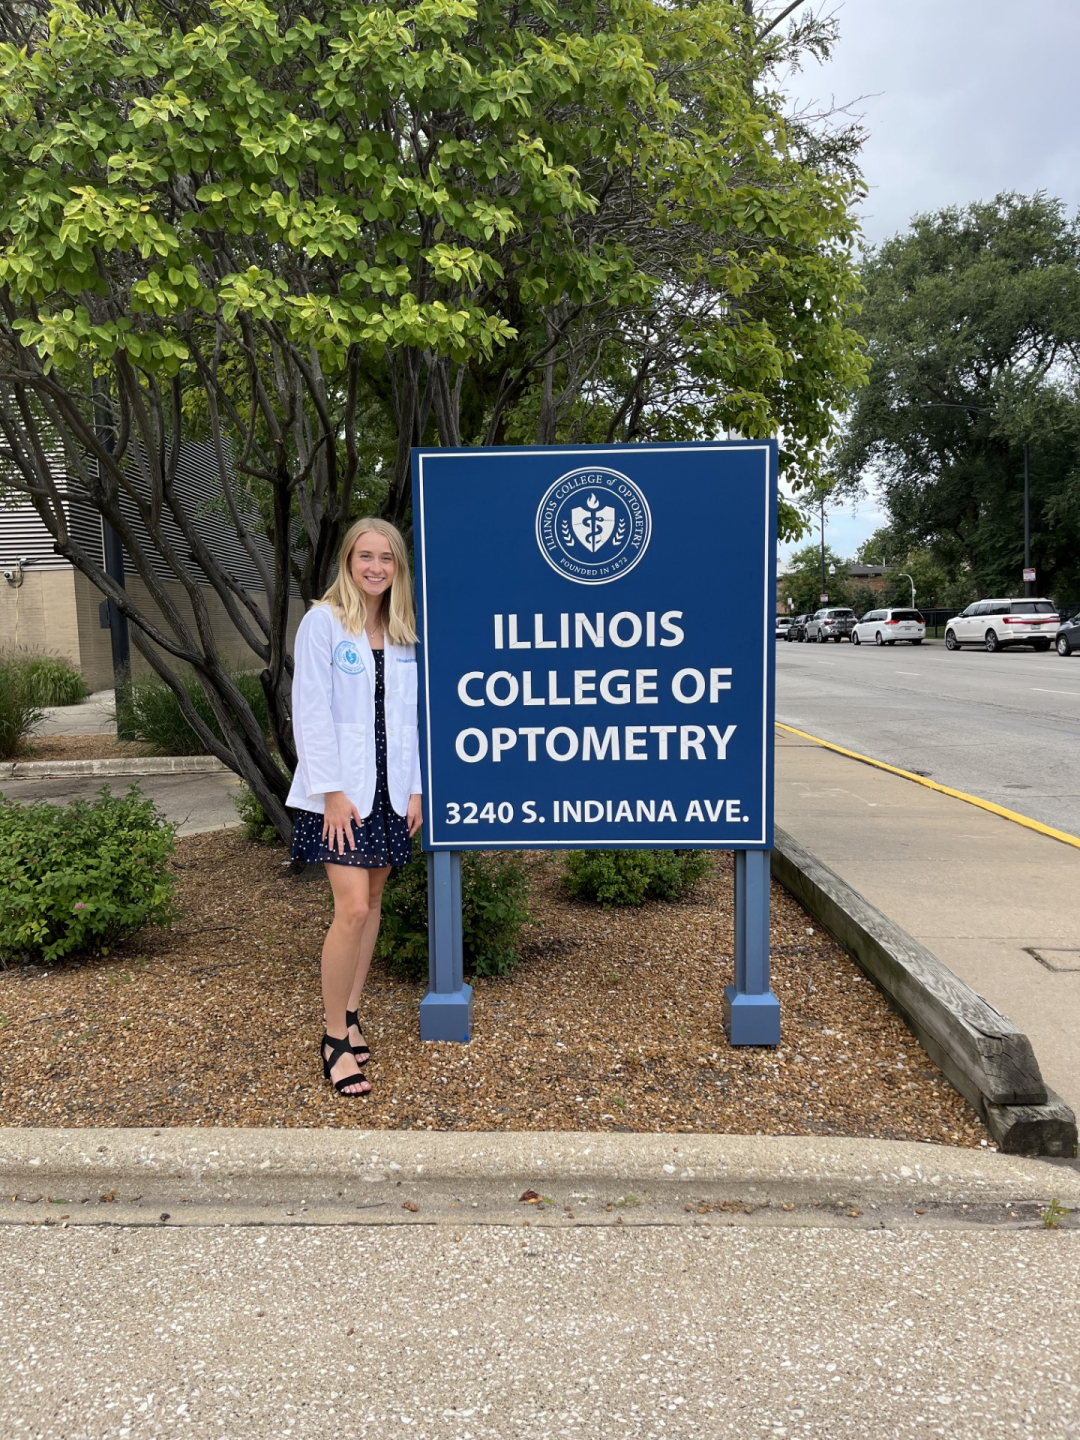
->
[333,640,366,675]
[535,466,651,584]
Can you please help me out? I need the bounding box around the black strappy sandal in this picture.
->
[345,1009,371,1066]
[320,1033,372,1097]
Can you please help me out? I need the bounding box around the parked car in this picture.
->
[786,613,810,642]
[804,607,857,643]
[775,615,794,639]
[944,599,1059,652]
[1056,614,1080,656]
[851,608,926,646]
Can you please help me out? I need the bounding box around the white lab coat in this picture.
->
[286,603,422,818]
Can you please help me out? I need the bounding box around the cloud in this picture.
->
[788,0,1080,246]
[778,474,885,563]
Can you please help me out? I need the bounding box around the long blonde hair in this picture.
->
[320,517,418,644]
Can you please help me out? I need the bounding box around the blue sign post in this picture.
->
[411,441,779,1045]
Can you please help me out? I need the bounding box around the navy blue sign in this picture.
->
[411,442,777,850]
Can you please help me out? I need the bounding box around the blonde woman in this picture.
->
[286,518,422,1097]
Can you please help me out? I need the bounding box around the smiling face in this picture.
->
[348,529,396,605]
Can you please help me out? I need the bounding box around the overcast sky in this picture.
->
[779,0,1080,565]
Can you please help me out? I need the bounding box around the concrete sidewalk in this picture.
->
[9,689,242,834]
[776,727,1080,1117]
[2,1130,1079,1440]
[33,687,117,736]
[0,768,241,835]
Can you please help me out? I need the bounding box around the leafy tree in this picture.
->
[0,0,866,838]
[835,194,1080,602]
[779,542,850,614]
[855,529,977,610]
[846,582,879,619]
[855,525,912,569]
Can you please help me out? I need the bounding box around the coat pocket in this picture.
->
[333,722,369,793]
[393,657,419,708]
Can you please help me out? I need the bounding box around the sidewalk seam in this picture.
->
[775,722,1080,852]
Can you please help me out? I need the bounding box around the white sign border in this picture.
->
[416,443,773,848]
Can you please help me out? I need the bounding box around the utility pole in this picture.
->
[1023,442,1032,597]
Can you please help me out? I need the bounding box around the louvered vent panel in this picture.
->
[72,441,277,593]
[67,498,107,572]
[0,451,75,571]
[5,441,283,592]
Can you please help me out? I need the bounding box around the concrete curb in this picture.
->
[0,756,230,780]
[2,1128,1078,1209]
[772,826,1077,1159]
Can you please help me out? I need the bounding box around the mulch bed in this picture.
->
[18,736,158,763]
[0,831,990,1145]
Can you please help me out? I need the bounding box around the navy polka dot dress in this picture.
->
[291,650,413,869]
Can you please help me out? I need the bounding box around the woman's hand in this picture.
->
[322,791,364,855]
[406,794,423,838]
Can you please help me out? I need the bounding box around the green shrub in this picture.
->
[0,657,43,760]
[373,839,429,978]
[116,670,269,755]
[0,649,88,708]
[234,758,290,846]
[375,837,531,981]
[461,846,532,977]
[0,785,178,964]
[234,785,283,845]
[563,848,713,908]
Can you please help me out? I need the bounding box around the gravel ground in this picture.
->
[0,831,988,1143]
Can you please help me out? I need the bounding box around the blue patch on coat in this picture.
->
[333,641,366,675]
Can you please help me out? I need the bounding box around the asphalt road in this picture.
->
[775,636,1080,837]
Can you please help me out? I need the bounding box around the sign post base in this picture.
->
[419,986,473,1042]
[723,987,781,1046]
[421,850,472,1043]
[724,849,780,1046]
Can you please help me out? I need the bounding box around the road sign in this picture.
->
[819,593,828,602]
[1023,567,1036,583]
[412,442,778,851]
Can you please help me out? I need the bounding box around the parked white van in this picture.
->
[851,608,925,646]
[945,599,1059,653]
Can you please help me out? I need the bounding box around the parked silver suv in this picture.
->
[804,607,856,643]
[945,599,1059,653]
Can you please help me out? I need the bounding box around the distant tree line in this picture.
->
[833,193,1080,604]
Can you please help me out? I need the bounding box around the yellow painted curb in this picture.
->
[775,722,1080,853]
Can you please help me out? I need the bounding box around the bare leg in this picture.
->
[322,864,373,1095]
[347,865,390,1004]
[346,865,390,1054]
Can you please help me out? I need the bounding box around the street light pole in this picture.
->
[819,493,826,601]
[897,572,916,608]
